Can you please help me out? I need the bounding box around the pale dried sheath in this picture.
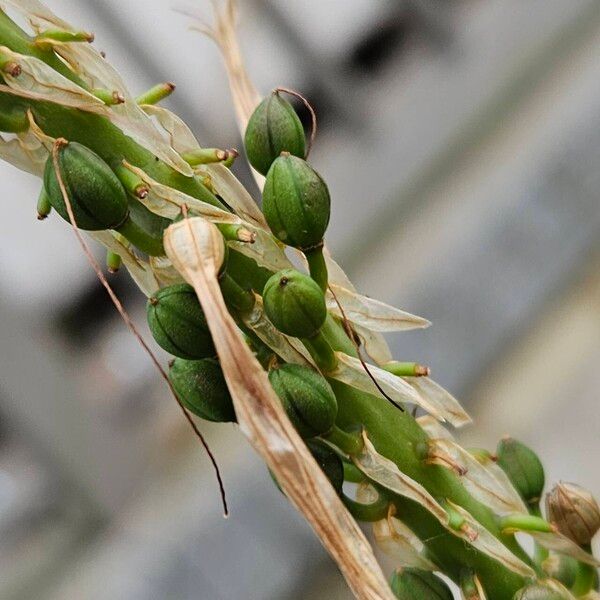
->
[164,217,393,600]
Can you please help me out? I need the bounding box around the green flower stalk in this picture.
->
[0,2,598,599]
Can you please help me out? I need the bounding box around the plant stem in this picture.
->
[323,425,363,456]
[342,491,389,522]
[220,273,256,313]
[115,216,164,257]
[531,504,550,566]
[343,461,365,483]
[305,245,328,292]
[320,317,529,598]
[302,331,337,372]
[572,544,599,595]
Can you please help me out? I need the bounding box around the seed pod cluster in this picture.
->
[245,93,331,290]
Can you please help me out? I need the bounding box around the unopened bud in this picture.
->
[546,482,600,546]
[496,437,545,505]
[390,568,453,600]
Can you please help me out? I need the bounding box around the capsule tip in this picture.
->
[4,62,22,77]
[237,228,257,244]
[135,185,150,200]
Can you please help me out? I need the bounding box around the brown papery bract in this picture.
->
[164,217,394,600]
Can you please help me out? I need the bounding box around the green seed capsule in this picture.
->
[307,440,344,495]
[43,141,129,231]
[513,583,566,600]
[147,284,216,360]
[390,569,453,600]
[496,437,545,505]
[244,91,306,176]
[168,358,235,423]
[268,363,337,439]
[262,154,330,250]
[263,269,327,338]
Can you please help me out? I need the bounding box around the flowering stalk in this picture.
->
[0,2,598,598]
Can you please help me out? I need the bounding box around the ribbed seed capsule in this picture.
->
[268,363,337,439]
[546,482,600,546]
[168,358,235,423]
[307,440,344,495]
[244,91,306,176]
[44,141,129,231]
[147,284,216,360]
[262,154,330,250]
[513,583,566,600]
[390,569,453,600]
[496,436,545,505]
[263,269,327,338]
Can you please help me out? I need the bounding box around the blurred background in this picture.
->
[0,0,599,598]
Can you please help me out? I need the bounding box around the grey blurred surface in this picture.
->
[0,1,599,598]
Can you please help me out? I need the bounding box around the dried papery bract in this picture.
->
[164,217,394,600]
[187,0,265,189]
